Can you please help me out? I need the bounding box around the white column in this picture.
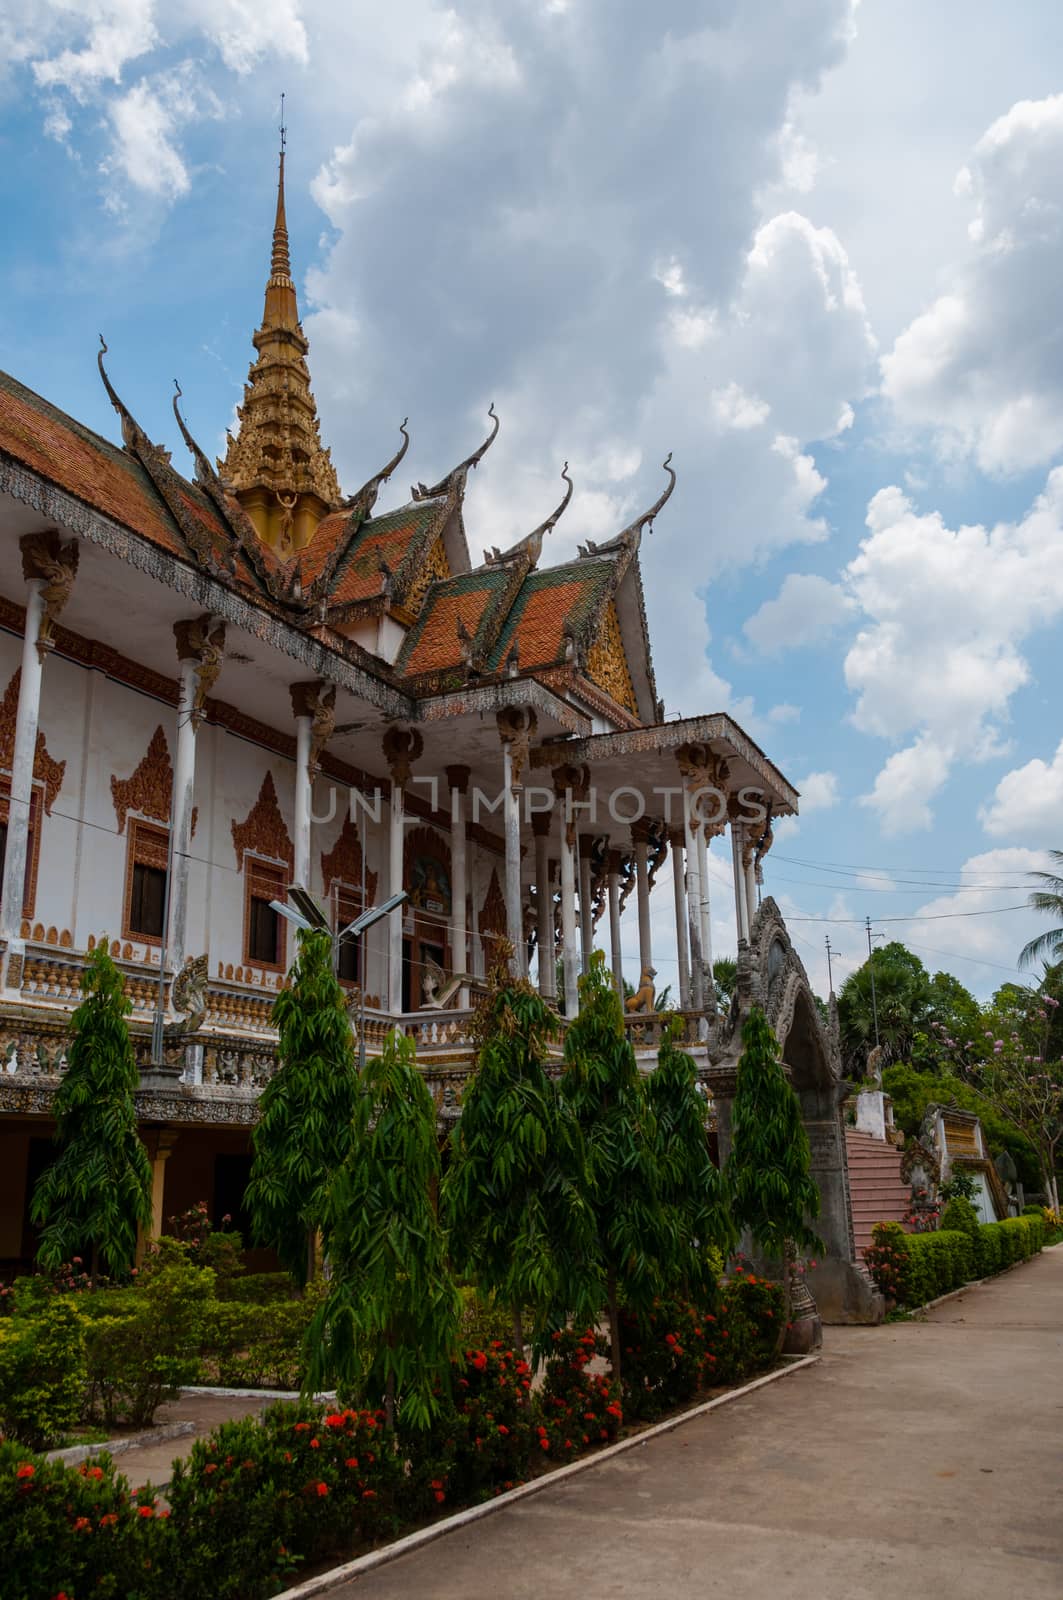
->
[670,830,691,1009]
[607,851,624,996]
[168,654,198,973]
[388,779,405,1011]
[744,848,758,938]
[696,823,714,997]
[447,767,470,1006]
[501,741,525,976]
[533,816,555,998]
[731,821,749,944]
[578,835,595,976]
[632,825,652,976]
[0,579,45,969]
[559,827,579,1016]
[683,811,705,1012]
[293,712,312,888]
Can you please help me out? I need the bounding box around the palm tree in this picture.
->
[1020,851,1063,968]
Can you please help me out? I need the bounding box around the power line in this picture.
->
[786,904,1031,925]
[773,850,1037,879]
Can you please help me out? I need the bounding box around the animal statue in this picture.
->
[625,964,657,1014]
[166,953,209,1035]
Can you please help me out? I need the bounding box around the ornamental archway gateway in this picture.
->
[706,899,882,1324]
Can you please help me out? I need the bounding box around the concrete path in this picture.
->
[331,1247,1063,1600]
[115,1392,277,1490]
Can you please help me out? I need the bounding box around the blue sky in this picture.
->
[1,0,1061,1000]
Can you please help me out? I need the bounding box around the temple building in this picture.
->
[0,149,878,1320]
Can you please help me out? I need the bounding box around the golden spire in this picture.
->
[219,105,342,554]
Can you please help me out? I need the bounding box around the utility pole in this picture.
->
[825,933,835,996]
[865,915,880,1049]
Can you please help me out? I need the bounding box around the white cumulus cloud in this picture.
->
[883,92,1063,473]
[980,741,1063,843]
[743,572,854,654]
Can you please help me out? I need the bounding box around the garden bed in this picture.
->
[277,1354,819,1600]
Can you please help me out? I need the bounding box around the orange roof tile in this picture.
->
[401,587,495,675]
[328,502,441,607]
[0,371,189,557]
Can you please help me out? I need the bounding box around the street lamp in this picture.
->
[270,885,410,1068]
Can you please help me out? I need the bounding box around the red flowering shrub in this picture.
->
[618,1297,711,1419]
[404,1343,538,1507]
[863,1221,912,1305]
[617,1274,782,1417]
[165,1402,405,1599]
[0,1439,168,1600]
[538,1328,622,1455]
[713,1271,785,1380]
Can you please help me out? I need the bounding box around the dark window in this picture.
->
[129,861,167,938]
[0,819,6,893]
[248,895,280,965]
[337,936,360,984]
[214,1153,253,1240]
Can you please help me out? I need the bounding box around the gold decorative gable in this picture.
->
[0,669,65,814]
[402,537,450,618]
[232,770,294,874]
[585,600,638,716]
[110,725,171,834]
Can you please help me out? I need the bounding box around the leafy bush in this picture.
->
[405,1343,539,1509]
[457,1286,519,1351]
[863,1221,911,1305]
[904,1229,974,1304]
[939,1196,980,1242]
[538,1327,623,1458]
[716,1271,785,1379]
[165,1402,405,1600]
[0,1295,86,1449]
[200,1289,323,1391]
[84,1248,214,1427]
[0,1441,167,1600]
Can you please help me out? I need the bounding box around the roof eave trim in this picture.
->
[0,453,415,721]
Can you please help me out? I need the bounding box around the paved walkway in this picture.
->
[331,1247,1063,1600]
[112,1392,277,1490]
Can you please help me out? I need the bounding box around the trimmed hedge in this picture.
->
[865,1212,1044,1307]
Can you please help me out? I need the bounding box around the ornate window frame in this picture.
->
[121,815,170,946]
[243,851,288,974]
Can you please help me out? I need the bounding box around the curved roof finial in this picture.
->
[343,418,411,516]
[173,378,220,486]
[412,404,500,501]
[97,334,140,450]
[620,452,675,543]
[483,461,573,569]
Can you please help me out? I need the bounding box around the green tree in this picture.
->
[647,1020,735,1297]
[305,1027,461,1428]
[713,956,738,1010]
[560,952,670,1381]
[725,1007,822,1260]
[443,973,598,1351]
[838,942,933,1074]
[245,928,358,1287]
[1019,850,1063,968]
[31,944,151,1280]
[880,1062,1039,1190]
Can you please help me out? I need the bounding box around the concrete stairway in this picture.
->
[845,1128,911,1260]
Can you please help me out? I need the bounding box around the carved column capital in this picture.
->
[20,531,79,659]
[174,615,226,728]
[382,725,424,788]
[291,681,337,777]
[495,705,538,789]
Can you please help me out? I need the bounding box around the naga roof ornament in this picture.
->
[411,404,499,502]
[343,419,411,520]
[483,462,573,569]
[577,452,675,560]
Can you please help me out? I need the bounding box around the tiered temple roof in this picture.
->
[0,145,680,731]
